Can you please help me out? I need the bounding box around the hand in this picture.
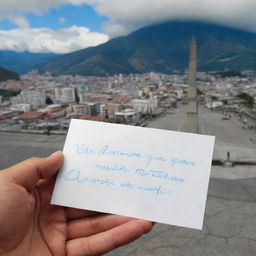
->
[0,152,153,256]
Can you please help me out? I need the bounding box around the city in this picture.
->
[1,67,256,255]
[0,70,256,134]
[0,1,256,255]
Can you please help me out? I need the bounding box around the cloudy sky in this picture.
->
[0,0,255,54]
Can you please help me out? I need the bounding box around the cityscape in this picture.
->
[0,68,256,134]
[0,1,256,255]
[0,38,256,256]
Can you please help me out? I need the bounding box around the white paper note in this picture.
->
[51,119,215,230]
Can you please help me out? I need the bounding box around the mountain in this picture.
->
[36,21,256,76]
[0,66,19,81]
[0,51,59,74]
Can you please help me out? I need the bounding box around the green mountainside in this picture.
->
[36,21,256,75]
[0,66,19,81]
[0,51,59,74]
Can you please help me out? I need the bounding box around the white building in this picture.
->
[127,97,158,115]
[72,104,88,115]
[10,103,31,112]
[206,101,223,109]
[100,103,121,117]
[55,87,75,103]
[11,90,46,110]
[115,109,140,124]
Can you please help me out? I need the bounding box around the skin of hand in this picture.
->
[0,152,154,256]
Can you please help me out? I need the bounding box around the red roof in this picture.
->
[49,107,65,113]
[45,114,58,120]
[91,116,105,121]
[19,111,46,119]
[75,115,92,120]
[74,115,105,121]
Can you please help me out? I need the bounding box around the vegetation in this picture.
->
[0,66,19,81]
[197,88,203,95]
[37,21,256,76]
[0,51,59,74]
[45,96,53,105]
[238,93,255,108]
[0,88,20,97]
[74,88,80,103]
[216,70,243,78]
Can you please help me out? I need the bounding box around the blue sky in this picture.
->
[0,4,107,32]
[0,4,108,32]
[0,0,255,54]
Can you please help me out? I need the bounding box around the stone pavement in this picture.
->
[105,167,256,256]
[106,106,256,256]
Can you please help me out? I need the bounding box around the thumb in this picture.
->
[1,151,64,189]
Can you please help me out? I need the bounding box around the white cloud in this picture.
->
[0,26,109,53]
[12,16,30,28]
[101,21,129,38]
[0,0,255,37]
[0,0,255,52]
[59,17,66,24]
[92,0,256,37]
[0,0,92,17]
[0,0,95,26]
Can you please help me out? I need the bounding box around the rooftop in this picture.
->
[19,111,46,119]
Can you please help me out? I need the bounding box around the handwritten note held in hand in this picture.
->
[51,119,215,230]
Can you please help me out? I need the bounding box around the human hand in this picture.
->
[0,152,154,256]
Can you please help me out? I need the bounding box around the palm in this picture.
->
[0,178,66,255]
[0,153,153,256]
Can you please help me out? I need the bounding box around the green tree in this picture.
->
[74,88,80,103]
[45,96,53,105]
[238,93,254,108]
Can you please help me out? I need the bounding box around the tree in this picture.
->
[45,96,53,105]
[238,93,254,108]
[74,88,80,103]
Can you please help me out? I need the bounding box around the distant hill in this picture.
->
[0,51,59,74]
[36,21,256,76]
[0,66,19,81]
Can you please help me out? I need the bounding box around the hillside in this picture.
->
[0,66,19,81]
[0,51,59,74]
[36,21,256,76]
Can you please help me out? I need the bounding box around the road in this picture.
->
[0,132,65,169]
[148,105,256,162]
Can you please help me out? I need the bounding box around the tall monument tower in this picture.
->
[181,37,198,133]
[188,37,198,114]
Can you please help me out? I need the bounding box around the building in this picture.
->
[100,103,121,117]
[55,87,75,103]
[115,109,140,124]
[48,107,66,117]
[18,111,46,123]
[87,102,100,116]
[10,103,31,112]
[127,97,158,115]
[11,90,46,110]
[72,104,88,115]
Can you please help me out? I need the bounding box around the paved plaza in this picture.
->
[1,105,256,256]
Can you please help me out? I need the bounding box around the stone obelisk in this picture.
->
[188,37,198,114]
[181,37,198,133]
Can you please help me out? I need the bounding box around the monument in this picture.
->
[181,37,199,133]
